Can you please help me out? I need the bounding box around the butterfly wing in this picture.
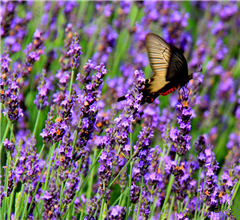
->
[143,33,172,102]
[166,46,189,81]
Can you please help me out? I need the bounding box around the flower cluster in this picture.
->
[170,90,193,156]
[3,73,23,123]
[21,29,44,77]
[67,27,82,70]
[33,69,50,110]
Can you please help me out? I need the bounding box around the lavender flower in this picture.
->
[41,180,61,219]
[21,29,44,77]
[61,162,81,215]
[109,205,126,220]
[92,25,118,65]
[170,90,194,156]
[0,52,11,104]
[67,29,82,70]
[134,126,154,174]
[33,69,50,110]
[4,73,24,123]
[3,138,15,152]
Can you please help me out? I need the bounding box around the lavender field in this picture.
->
[1,1,240,219]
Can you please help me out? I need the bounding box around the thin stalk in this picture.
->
[161,154,179,210]
[126,129,133,219]
[99,193,106,220]
[21,194,30,220]
[151,144,168,217]
[136,175,144,219]
[72,118,82,153]
[38,144,45,159]
[194,167,202,220]
[79,212,83,220]
[4,151,11,219]
[167,195,175,220]
[177,200,180,213]
[0,120,10,153]
[8,185,16,219]
[220,203,224,220]
[119,185,128,207]
[200,203,206,219]
[107,151,137,194]
[109,187,128,213]
[48,142,60,182]
[182,198,189,213]
[229,180,240,207]
[149,186,155,217]
[15,184,25,219]
[67,196,74,220]
[68,68,75,99]
[87,148,97,200]
[33,110,41,137]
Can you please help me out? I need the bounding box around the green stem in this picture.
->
[99,193,105,220]
[38,144,45,159]
[72,118,82,153]
[149,186,154,217]
[87,148,97,200]
[229,180,240,207]
[136,175,144,219]
[8,185,16,219]
[59,182,65,210]
[0,121,10,153]
[4,151,11,219]
[126,130,133,219]
[200,203,206,219]
[194,167,202,220]
[33,110,41,137]
[162,154,179,210]
[69,68,75,99]
[220,203,224,220]
[109,188,128,213]
[21,194,30,220]
[15,184,25,220]
[107,153,136,193]
[167,195,175,220]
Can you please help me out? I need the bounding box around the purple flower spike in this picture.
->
[21,29,44,77]
[170,90,194,156]
[109,205,126,220]
[67,30,82,70]
[34,69,51,110]
[3,138,15,152]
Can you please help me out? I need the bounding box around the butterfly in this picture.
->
[118,33,193,104]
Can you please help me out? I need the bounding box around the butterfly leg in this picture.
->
[184,85,190,95]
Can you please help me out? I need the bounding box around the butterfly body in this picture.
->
[118,33,192,104]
